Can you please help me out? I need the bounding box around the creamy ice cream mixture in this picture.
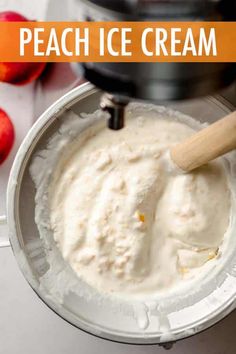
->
[49,115,231,298]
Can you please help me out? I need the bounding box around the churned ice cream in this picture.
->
[49,115,231,298]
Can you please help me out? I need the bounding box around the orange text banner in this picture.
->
[0,22,235,62]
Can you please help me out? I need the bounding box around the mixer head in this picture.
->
[76,0,236,129]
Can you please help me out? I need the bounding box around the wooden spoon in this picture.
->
[170,111,236,172]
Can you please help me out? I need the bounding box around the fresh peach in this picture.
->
[0,108,15,164]
[0,62,46,85]
[0,11,46,85]
[0,11,28,22]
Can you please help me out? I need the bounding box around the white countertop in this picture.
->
[0,1,236,353]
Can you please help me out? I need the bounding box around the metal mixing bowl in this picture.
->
[6,82,236,345]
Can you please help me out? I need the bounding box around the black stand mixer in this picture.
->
[74,0,236,129]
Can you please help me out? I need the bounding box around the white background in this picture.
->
[0,1,236,353]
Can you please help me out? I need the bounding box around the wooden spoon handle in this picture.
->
[170,111,236,172]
